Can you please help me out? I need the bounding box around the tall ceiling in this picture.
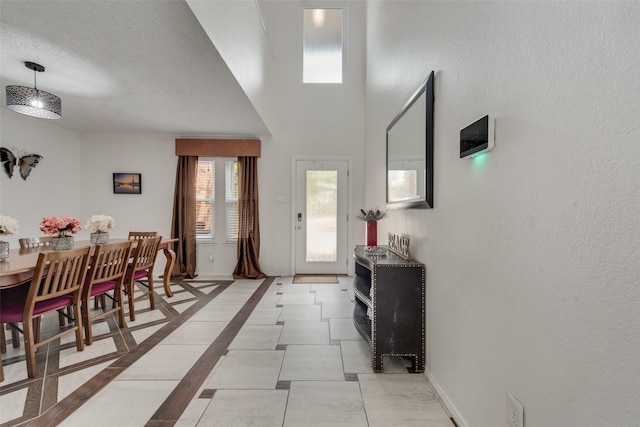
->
[0,0,269,137]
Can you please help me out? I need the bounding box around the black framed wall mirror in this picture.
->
[386,71,434,209]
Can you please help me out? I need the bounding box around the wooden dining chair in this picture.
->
[18,236,75,327]
[82,241,133,345]
[124,236,162,321]
[18,236,52,249]
[127,231,158,240]
[0,247,91,378]
[90,234,154,315]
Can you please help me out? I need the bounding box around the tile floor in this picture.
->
[0,276,454,426]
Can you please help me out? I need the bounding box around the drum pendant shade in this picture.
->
[6,62,61,119]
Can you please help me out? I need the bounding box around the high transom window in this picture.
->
[303,8,343,83]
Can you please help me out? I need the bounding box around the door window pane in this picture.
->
[306,170,337,262]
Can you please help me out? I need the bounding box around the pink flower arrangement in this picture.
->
[39,216,82,236]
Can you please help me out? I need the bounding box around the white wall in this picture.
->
[78,134,175,237]
[78,133,176,274]
[0,110,83,246]
[365,2,640,426]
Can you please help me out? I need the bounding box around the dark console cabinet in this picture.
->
[352,245,425,373]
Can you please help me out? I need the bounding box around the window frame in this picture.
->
[196,157,238,244]
[224,159,239,243]
[301,3,346,84]
[196,159,215,240]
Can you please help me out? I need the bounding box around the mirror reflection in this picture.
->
[386,71,434,209]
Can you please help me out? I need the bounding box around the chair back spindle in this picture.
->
[127,231,158,240]
[89,242,132,285]
[18,236,53,249]
[28,248,91,306]
[131,236,162,271]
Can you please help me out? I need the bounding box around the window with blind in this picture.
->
[196,160,214,237]
[225,160,239,241]
[196,158,238,242]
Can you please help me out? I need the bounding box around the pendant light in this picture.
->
[6,61,61,119]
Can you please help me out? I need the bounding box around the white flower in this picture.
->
[85,215,115,233]
[0,215,19,235]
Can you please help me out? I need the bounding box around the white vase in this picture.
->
[90,232,109,245]
[0,240,9,262]
[51,235,74,251]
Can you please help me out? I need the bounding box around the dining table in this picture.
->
[0,238,178,297]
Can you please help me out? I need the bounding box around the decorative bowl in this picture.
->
[364,246,387,256]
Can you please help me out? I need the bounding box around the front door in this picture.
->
[294,159,349,274]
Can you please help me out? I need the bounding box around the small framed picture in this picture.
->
[113,173,142,194]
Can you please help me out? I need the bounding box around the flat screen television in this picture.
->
[460,115,494,158]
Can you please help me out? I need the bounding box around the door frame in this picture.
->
[290,155,353,276]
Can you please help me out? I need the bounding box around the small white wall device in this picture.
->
[460,115,495,158]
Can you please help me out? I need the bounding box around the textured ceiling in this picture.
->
[0,0,269,137]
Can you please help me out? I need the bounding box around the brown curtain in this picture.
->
[233,156,266,279]
[171,156,197,278]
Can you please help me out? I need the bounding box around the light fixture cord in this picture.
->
[33,68,38,89]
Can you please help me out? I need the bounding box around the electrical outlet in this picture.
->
[208,253,214,262]
[507,392,524,427]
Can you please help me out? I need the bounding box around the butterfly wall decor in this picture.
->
[0,147,43,180]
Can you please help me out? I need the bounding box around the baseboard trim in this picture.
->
[424,368,469,427]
